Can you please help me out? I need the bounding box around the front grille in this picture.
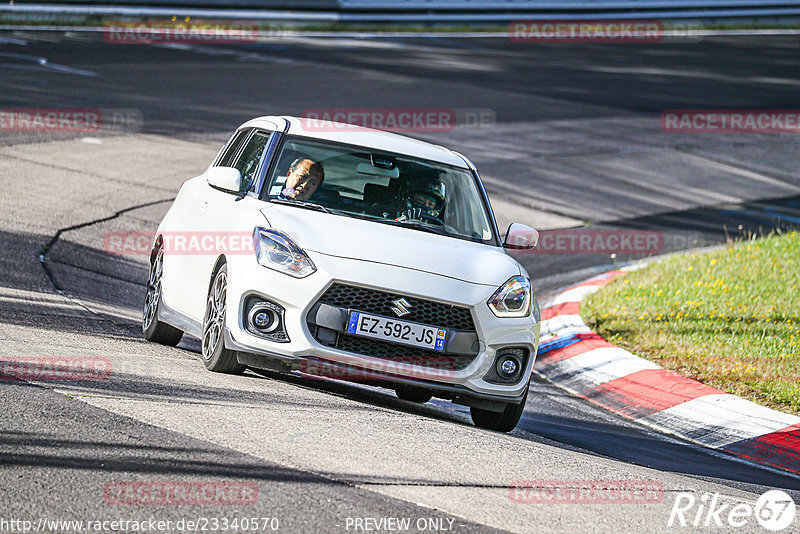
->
[308,283,479,371]
[316,283,475,331]
[335,334,475,371]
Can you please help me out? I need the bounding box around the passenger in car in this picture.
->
[282,157,325,201]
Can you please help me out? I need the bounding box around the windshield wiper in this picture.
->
[269,197,349,217]
[385,219,450,237]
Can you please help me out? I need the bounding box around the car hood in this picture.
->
[260,204,520,286]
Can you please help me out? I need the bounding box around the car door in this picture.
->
[171,128,276,323]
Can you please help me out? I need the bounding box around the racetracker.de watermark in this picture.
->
[509,229,664,255]
[509,19,702,43]
[0,357,111,381]
[508,480,664,504]
[103,20,272,44]
[105,231,255,256]
[104,481,259,506]
[298,357,460,382]
[300,108,495,132]
[661,110,800,133]
[0,108,143,133]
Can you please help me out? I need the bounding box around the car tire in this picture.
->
[395,386,433,403]
[470,385,529,432]
[143,244,183,346]
[201,264,245,374]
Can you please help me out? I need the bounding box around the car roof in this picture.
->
[238,115,470,169]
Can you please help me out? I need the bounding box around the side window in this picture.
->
[232,131,271,192]
[217,129,250,168]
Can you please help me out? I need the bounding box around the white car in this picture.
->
[144,116,541,432]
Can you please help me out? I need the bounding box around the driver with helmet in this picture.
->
[396,178,446,224]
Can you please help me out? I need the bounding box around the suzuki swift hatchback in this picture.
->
[144,116,540,432]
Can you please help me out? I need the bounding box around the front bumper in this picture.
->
[223,250,541,403]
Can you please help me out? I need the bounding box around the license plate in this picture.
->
[346,311,447,351]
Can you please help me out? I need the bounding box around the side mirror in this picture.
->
[206,166,242,193]
[504,223,539,250]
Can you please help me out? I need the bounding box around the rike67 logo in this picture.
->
[669,490,796,531]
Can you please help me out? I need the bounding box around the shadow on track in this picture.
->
[4,193,800,494]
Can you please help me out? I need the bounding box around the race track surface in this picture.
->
[1,31,800,533]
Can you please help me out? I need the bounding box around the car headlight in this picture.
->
[252,227,316,278]
[487,276,531,318]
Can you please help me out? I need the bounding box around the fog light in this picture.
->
[499,358,518,377]
[248,306,280,333]
[253,311,271,328]
[244,297,289,343]
[484,347,528,385]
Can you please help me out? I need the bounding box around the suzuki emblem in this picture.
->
[390,298,412,317]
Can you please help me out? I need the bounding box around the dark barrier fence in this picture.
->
[13,0,800,7]
[5,0,800,21]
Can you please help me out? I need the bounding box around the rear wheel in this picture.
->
[470,385,528,433]
[143,245,183,346]
[395,386,433,403]
[201,264,245,374]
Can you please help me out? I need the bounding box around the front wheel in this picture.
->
[470,385,528,432]
[143,245,183,346]
[201,264,245,374]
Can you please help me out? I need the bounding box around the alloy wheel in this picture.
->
[202,270,227,359]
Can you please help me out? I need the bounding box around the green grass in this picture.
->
[583,231,800,415]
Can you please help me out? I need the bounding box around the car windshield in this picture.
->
[261,136,498,245]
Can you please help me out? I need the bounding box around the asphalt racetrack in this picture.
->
[2,30,800,533]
